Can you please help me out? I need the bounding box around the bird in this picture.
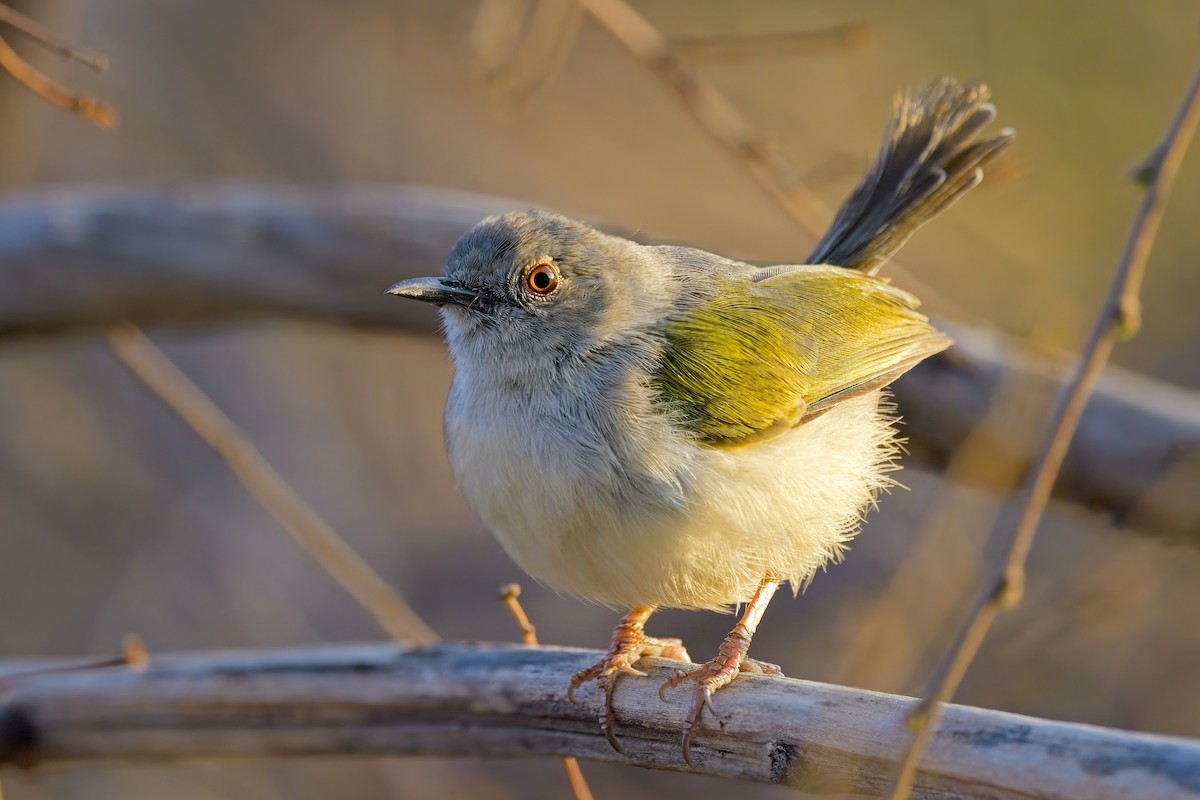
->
[387,77,1013,764]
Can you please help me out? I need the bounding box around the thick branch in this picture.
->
[1,183,1199,547]
[1,643,1197,799]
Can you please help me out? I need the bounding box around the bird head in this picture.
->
[388,211,679,373]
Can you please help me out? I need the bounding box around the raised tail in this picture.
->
[807,78,1014,274]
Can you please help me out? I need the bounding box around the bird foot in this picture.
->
[569,618,690,754]
[658,623,783,766]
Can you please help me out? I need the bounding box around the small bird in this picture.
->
[389,78,1012,763]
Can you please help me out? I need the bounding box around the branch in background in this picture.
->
[0,3,116,128]
[105,323,438,645]
[1,183,1197,548]
[1,643,1197,799]
[889,56,1200,799]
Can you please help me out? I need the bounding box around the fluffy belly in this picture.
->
[449,391,898,611]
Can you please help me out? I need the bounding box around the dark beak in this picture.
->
[386,277,483,308]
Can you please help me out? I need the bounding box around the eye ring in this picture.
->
[525,261,560,296]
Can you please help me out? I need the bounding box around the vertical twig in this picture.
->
[106,323,438,645]
[499,584,595,800]
[888,57,1200,799]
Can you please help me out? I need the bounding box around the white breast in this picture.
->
[445,358,899,612]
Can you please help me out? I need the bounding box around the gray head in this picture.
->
[387,211,683,369]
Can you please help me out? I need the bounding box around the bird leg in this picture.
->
[568,604,690,753]
[659,577,784,766]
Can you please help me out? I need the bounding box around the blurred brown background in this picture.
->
[2,1,1199,798]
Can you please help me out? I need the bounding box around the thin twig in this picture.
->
[670,20,874,65]
[888,56,1200,800]
[0,4,116,129]
[498,583,539,646]
[0,637,142,688]
[499,584,595,800]
[575,0,831,241]
[105,323,438,644]
[0,3,108,69]
[472,0,583,106]
[0,35,116,128]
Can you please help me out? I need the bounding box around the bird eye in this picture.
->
[525,262,560,296]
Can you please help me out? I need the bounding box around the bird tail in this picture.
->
[807,78,1014,275]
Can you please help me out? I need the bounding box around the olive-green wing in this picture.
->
[651,265,950,446]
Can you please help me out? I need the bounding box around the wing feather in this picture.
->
[651,265,950,446]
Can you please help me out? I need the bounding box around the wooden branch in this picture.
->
[1,183,1197,547]
[1,643,1197,799]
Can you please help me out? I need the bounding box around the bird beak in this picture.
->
[386,277,483,308]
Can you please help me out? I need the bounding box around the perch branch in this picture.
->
[890,56,1200,799]
[1,643,1197,799]
[1,183,1198,547]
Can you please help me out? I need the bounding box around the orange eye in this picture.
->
[526,262,559,295]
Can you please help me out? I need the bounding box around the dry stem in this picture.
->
[105,323,437,644]
[888,56,1200,799]
[499,584,595,800]
[575,0,831,241]
[0,3,116,128]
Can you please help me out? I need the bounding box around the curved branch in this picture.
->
[1,183,1199,547]
[1,643,1197,799]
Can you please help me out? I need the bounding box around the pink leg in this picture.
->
[659,577,784,766]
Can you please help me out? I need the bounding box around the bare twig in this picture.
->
[2,642,1197,798]
[471,0,583,105]
[575,0,831,241]
[499,583,539,647]
[105,323,438,644]
[0,637,143,688]
[0,3,107,69]
[888,57,1200,800]
[671,20,875,65]
[499,584,594,800]
[0,4,116,128]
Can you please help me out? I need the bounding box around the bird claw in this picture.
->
[569,625,690,754]
[657,625,783,766]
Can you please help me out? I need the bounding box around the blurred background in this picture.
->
[1,1,1199,798]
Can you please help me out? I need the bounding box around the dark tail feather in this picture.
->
[807,78,1014,274]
